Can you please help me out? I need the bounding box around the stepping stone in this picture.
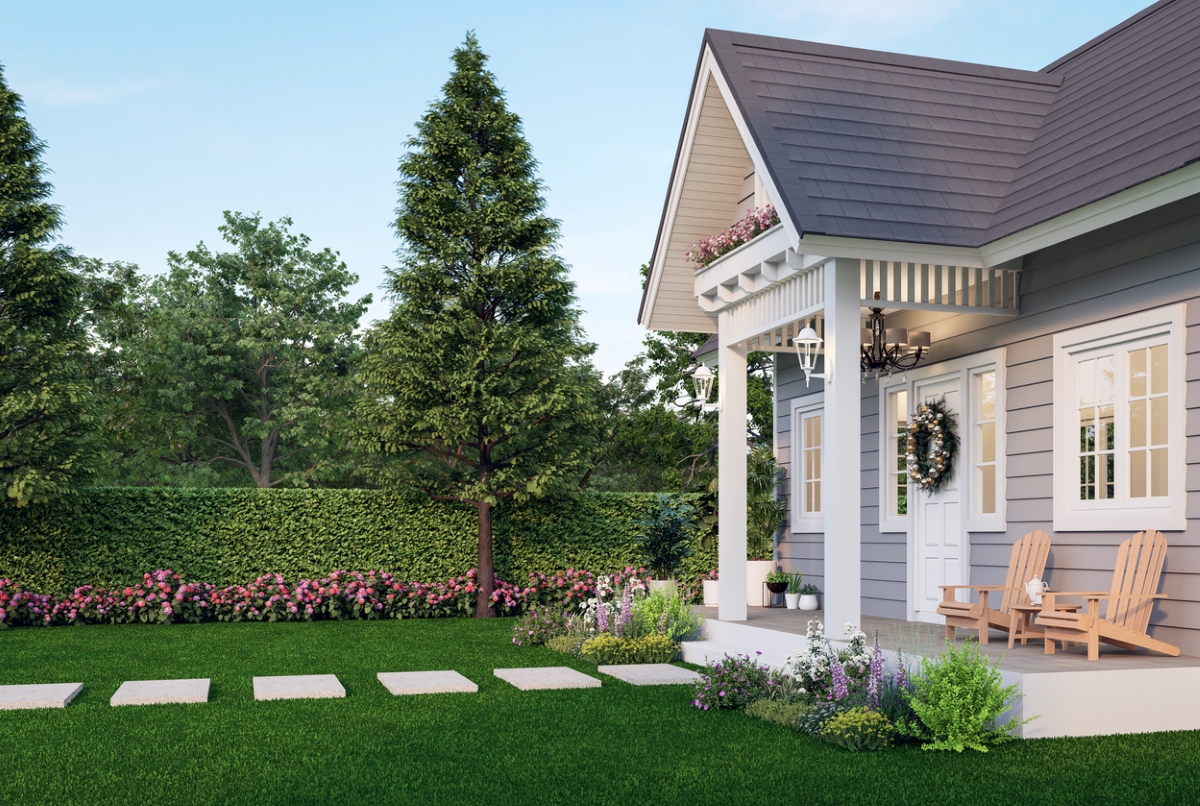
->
[0,682,83,710]
[111,678,210,706]
[598,663,704,686]
[378,670,477,696]
[253,674,345,701]
[494,666,601,691]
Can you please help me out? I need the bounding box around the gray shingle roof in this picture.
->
[704,0,1200,249]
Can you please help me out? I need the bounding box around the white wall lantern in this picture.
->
[691,365,721,412]
[792,324,829,387]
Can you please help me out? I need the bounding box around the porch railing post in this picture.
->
[823,257,863,635]
[717,313,748,622]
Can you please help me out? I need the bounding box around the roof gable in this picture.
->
[705,30,1061,249]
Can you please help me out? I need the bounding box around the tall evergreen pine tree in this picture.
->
[0,64,95,505]
[361,35,599,617]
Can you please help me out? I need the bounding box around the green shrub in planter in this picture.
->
[823,707,894,752]
[743,699,808,728]
[579,633,679,664]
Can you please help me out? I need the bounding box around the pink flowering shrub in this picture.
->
[685,205,780,268]
[0,567,649,628]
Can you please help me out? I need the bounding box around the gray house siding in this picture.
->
[775,195,1200,653]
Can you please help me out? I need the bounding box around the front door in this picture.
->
[912,373,966,622]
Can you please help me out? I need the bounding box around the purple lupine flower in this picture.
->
[830,654,849,701]
[596,600,609,633]
[657,610,667,635]
[894,652,909,691]
[867,633,884,711]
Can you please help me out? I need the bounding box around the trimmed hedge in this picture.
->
[0,488,716,597]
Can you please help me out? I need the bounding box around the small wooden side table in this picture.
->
[1008,603,1081,649]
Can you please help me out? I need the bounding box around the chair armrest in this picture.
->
[938,585,1016,591]
[1046,591,1166,600]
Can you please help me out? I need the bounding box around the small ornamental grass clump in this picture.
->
[743,699,808,728]
[897,638,1031,752]
[691,652,774,711]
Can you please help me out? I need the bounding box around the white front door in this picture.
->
[912,374,966,623]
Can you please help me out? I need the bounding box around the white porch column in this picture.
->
[717,313,748,622]
[822,257,862,634]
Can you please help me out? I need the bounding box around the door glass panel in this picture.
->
[980,422,995,463]
[1150,397,1168,445]
[1129,399,1147,448]
[980,372,995,420]
[1129,347,1147,397]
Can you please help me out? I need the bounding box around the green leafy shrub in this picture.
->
[545,635,584,656]
[823,707,894,752]
[634,495,696,579]
[579,633,679,664]
[630,589,705,642]
[899,639,1028,752]
[0,488,717,597]
[743,699,808,728]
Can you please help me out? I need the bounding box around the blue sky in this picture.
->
[2,0,1148,375]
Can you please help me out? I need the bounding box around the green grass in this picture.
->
[2,619,1198,806]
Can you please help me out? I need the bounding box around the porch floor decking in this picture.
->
[693,606,1200,674]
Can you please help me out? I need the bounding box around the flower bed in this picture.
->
[685,205,780,268]
[0,567,649,627]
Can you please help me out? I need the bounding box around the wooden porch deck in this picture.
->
[692,606,1200,674]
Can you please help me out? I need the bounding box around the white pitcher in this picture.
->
[1026,577,1048,605]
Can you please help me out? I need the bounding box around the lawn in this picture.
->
[1,618,1198,805]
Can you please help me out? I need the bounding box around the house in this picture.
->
[639,0,1200,661]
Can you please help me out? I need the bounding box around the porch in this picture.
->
[683,606,1200,739]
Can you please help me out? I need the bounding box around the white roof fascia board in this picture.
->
[644,45,722,332]
[795,233,984,268]
[981,161,1200,266]
[704,51,803,248]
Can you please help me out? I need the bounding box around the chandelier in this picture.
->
[861,299,930,381]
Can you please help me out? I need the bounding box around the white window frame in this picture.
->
[877,349,1007,534]
[879,380,910,533]
[1053,305,1187,532]
[790,396,824,533]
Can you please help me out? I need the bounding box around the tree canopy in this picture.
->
[0,63,97,506]
[359,34,600,616]
[107,212,370,488]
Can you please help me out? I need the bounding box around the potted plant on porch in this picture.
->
[747,447,787,606]
[784,571,804,609]
[635,494,696,597]
[799,583,820,611]
[765,570,789,607]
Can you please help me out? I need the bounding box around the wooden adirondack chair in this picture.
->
[1036,530,1177,661]
[937,529,1050,645]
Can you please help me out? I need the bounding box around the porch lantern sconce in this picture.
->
[691,365,721,412]
[860,294,931,381]
[792,325,829,388]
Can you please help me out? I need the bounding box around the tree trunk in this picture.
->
[475,500,496,618]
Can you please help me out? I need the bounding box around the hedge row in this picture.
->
[0,488,717,597]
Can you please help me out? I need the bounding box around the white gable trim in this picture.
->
[644,45,802,333]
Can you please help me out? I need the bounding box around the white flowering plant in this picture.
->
[785,620,872,701]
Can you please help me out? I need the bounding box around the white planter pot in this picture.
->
[799,594,819,611]
[785,592,801,609]
[648,580,678,597]
[702,579,719,606]
[746,560,774,607]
